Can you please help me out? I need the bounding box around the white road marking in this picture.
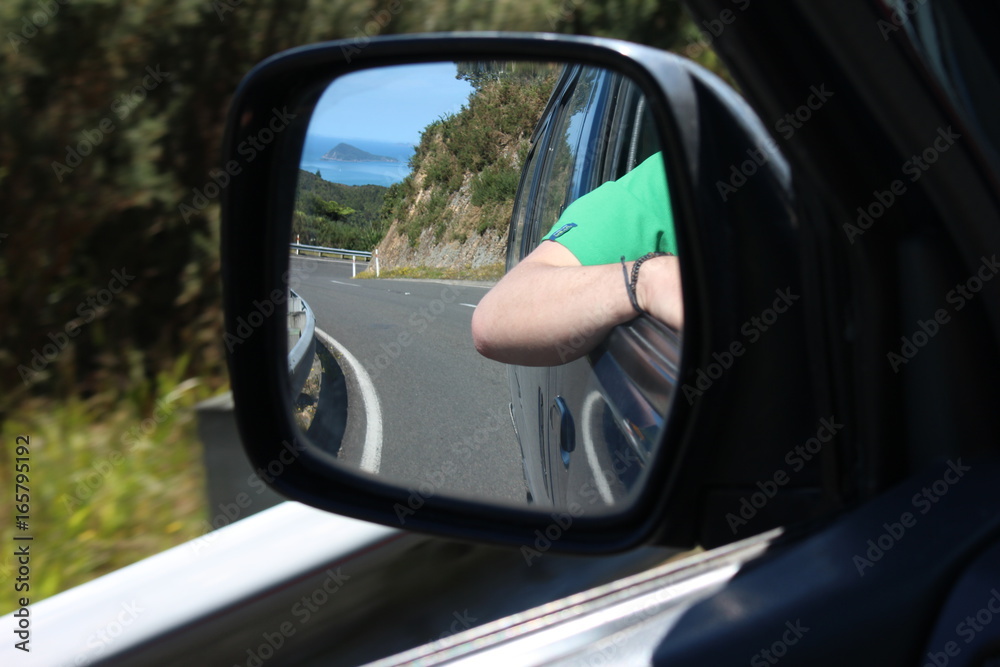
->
[314,328,383,474]
[330,280,360,287]
[459,303,477,308]
[581,391,615,505]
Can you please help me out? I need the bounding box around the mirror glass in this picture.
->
[286,60,682,517]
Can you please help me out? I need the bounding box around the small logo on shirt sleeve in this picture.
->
[547,222,577,240]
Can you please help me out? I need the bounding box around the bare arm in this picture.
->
[471,241,682,366]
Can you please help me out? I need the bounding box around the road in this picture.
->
[289,255,526,505]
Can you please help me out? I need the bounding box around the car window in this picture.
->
[886,0,1000,163]
[521,67,660,255]
[531,66,612,249]
[610,86,661,178]
[507,120,547,271]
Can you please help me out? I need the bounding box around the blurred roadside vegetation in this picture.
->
[0,0,728,610]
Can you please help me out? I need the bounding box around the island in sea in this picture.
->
[321,142,399,163]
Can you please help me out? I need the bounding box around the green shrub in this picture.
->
[424,150,463,192]
[475,201,514,235]
[392,67,560,247]
[471,163,520,206]
[405,189,452,246]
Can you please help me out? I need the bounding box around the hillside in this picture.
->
[292,171,389,250]
[373,63,559,273]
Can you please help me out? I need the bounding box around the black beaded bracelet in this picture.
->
[621,256,642,314]
[622,252,672,315]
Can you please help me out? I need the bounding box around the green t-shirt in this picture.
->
[544,152,677,265]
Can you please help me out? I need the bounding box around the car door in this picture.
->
[506,63,681,509]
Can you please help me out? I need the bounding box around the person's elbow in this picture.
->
[470,303,502,361]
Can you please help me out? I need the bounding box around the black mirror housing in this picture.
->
[222,32,832,553]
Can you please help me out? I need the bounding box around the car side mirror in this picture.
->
[222,33,822,552]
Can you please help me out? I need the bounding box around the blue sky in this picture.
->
[308,62,475,145]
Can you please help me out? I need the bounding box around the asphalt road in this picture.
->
[289,255,526,505]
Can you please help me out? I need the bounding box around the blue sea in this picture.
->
[300,134,415,187]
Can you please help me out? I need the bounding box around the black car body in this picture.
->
[220,1,1000,664]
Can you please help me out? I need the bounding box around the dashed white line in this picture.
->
[459,303,477,308]
[314,327,383,474]
[330,280,360,287]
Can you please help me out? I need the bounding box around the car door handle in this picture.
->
[553,395,576,459]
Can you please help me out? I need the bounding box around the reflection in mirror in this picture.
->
[285,60,681,517]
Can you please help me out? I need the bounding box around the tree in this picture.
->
[308,193,356,221]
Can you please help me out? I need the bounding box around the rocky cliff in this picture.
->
[373,64,558,274]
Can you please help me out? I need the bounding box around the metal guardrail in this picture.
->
[290,243,381,277]
[290,242,372,259]
[288,289,316,398]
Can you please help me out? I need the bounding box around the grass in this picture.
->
[356,263,505,282]
[0,359,222,613]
